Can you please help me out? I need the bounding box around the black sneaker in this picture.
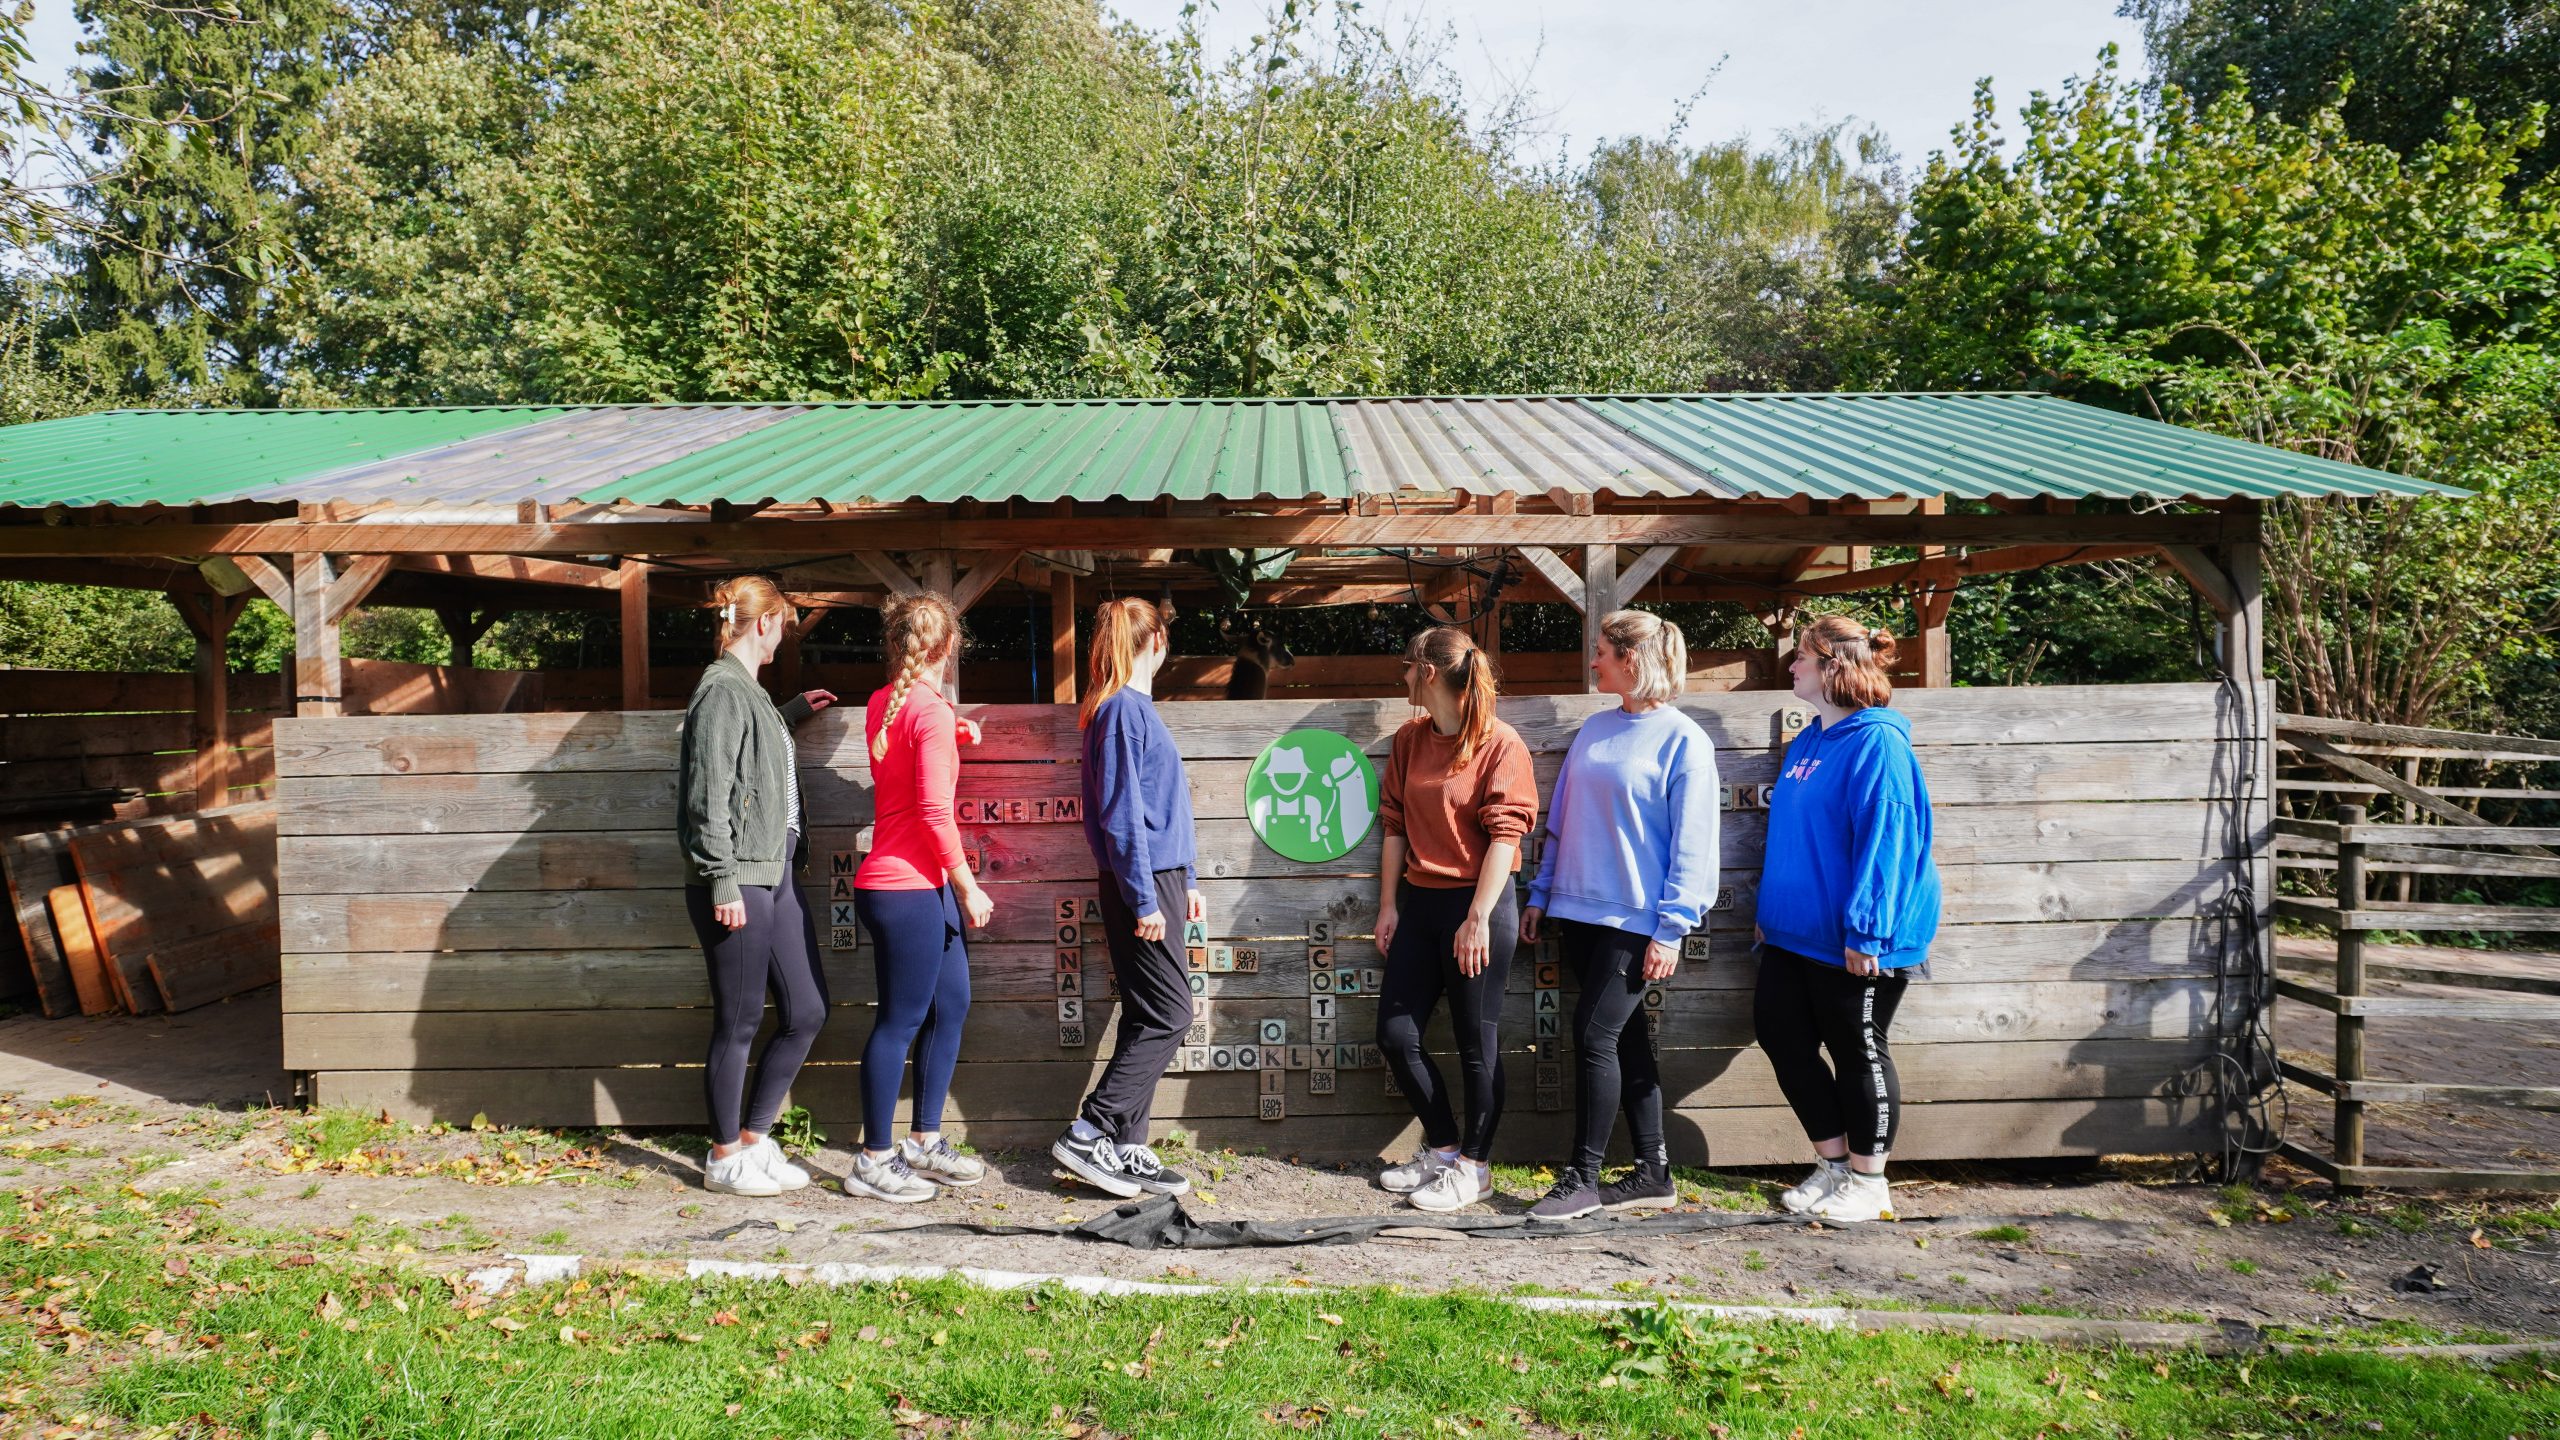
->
[1115,1143,1192,1197]
[1527,1166,1601,1221]
[1600,1162,1676,1212]
[1050,1126,1143,1198]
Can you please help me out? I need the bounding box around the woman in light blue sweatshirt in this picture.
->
[1522,610,1719,1220]
[1752,614,1940,1226]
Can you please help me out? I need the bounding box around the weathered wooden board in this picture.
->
[273,683,2271,776]
[149,922,283,1012]
[1,831,78,1016]
[271,800,2254,896]
[72,806,278,952]
[275,859,2264,953]
[0,711,273,761]
[281,979,2214,1070]
[47,885,116,1015]
[280,919,2224,1013]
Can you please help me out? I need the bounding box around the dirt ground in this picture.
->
[5,987,2557,1343]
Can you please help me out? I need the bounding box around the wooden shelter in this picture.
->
[0,394,2450,1162]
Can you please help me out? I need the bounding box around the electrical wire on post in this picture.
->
[2205,655,2285,1184]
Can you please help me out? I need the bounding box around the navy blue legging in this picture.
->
[853,884,972,1152]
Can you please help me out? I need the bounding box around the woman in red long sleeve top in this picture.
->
[847,594,993,1204]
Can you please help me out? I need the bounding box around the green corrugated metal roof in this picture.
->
[0,405,572,508]
[0,394,2460,510]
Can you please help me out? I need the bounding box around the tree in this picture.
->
[1850,51,2560,725]
[2125,0,2560,184]
[59,0,356,403]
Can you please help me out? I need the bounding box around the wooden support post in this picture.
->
[619,557,650,711]
[292,553,339,719]
[433,606,493,671]
[2333,802,2369,1184]
[173,591,245,811]
[1049,567,1077,705]
[1581,544,1617,695]
[1911,584,1956,688]
[291,551,395,718]
[922,553,957,703]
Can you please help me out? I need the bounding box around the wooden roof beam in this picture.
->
[0,509,2241,557]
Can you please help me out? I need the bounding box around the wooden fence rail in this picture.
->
[2271,711,2560,1192]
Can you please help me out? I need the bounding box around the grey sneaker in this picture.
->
[1379,1149,1452,1195]
[1527,1166,1601,1222]
[1116,1143,1191,1196]
[900,1136,985,1187]
[841,1149,936,1204]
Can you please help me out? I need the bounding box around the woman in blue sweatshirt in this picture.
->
[1753,615,1941,1225]
[1523,610,1720,1220]
[1050,597,1202,1202]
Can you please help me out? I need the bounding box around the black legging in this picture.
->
[1078,867,1196,1144]
[1753,946,1909,1156]
[1376,880,1517,1162]
[1560,919,1666,1174]
[683,847,830,1147]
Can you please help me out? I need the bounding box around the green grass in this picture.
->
[1971,1224,2033,1244]
[3,1181,2555,1439]
[2229,1259,2260,1276]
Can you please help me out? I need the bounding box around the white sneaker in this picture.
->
[1380,1149,1454,1195]
[841,1149,937,1204]
[1806,1170,1894,1224]
[704,1147,783,1198]
[748,1138,811,1191]
[1779,1159,1848,1215]
[1407,1162,1486,1213]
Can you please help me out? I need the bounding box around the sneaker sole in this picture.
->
[1603,1193,1677,1212]
[915,1169,985,1188]
[704,1177,783,1198]
[839,1176,937,1204]
[1129,1178,1192,1197]
[1527,1202,1600,1222]
[1049,1139,1144,1198]
[1407,1192,1479,1213]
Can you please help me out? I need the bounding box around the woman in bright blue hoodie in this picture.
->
[1522,611,1719,1221]
[1753,614,1941,1225]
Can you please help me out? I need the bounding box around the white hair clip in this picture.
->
[721,603,737,624]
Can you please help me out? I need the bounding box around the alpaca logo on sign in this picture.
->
[1245,729,1379,864]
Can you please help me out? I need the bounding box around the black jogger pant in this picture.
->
[684,841,830,1147]
[1752,946,1909,1157]
[1376,880,1517,1161]
[1079,867,1196,1144]
[1560,919,1666,1176]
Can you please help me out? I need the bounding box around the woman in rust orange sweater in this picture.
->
[1371,625,1539,1212]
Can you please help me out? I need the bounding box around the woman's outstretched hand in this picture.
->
[800,689,838,712]
[953,716,982,746]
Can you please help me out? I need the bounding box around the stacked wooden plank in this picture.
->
[275,683,2267,1165]
[1,803,279,1016]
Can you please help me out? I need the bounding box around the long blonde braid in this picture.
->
[871,592,960,762]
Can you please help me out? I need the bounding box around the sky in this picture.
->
[17,0,2146,170]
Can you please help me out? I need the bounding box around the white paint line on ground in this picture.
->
[512,1254,581,1285]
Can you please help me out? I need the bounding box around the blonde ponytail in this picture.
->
[1081,597,1168,729]
[871,592,960,762]
[708,574,791,647]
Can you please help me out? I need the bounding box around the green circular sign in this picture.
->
[1246,728,1381,863]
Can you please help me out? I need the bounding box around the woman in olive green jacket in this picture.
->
[679,575,837,1197]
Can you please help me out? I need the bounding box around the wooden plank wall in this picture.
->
[0,668,287,820]
[274,684,2268,1164]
